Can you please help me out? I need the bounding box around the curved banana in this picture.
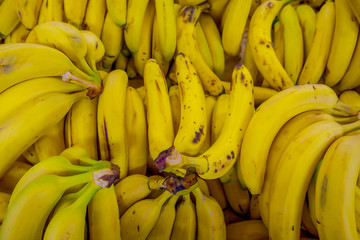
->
[173,53,207,156]
[22,144,40,165]
[243,29,260,84]
[253,86,278,106]
[248,0,294,91]
[308,0,325,8]
[124,0,150,53]
[347,0,360,23]
[208,0,230,25]
[315,132,360,239]
[279,3,303,84]
[120,189,173,240]
[192,187,226,240]
[126,57,137,78]
[115,50,129,71]
[125,86,148,175]
[196,21,214,71]
[152,14,170,76]
[170,194,197,240]
[83,0,107,37]
[295,4,316,60]
[240,83,357,195]
[147,194,180,240]
[63,0,88,29]
[38,0,64,24]
[178,0,206,6]
[205,179,228,209]
[0,161,32,194]
[0,0,20,40]
[339,90,360,107]
[97,69,128,179]
[106,0,127,27]
[133,0,156,77]
[272,20,285,67]
[169,85,181,136]
[0,43,102,96]
[221,0,252,57]
[324,0,359,87]
[226,220,269,240]
[0,192,10,223]
[210,93,230,144]
[199,95,217,154]
[199,13,225,78]
[301,200,318,237]
[144,59,174,160]
[156,64,254,180]
[297,1,335,85]
[250,195,261,220]
[16,0,42,30]
[176,5,224,96]
[88,186,121,240]
[80,30,106,72]
[4,23,30,43]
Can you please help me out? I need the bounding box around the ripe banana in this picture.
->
[221,0,252,57]
[226,220,269,240]
[0,192,10,223]
[279,3,304,84]
[248,0,294,91]
[208,0,230,25]
[22,144,40,165]
[253,86,278,106]
[0,43,102,96]
[210,93,230,144]
[173,53,207,156]
[0,161,32,194]
[206,179,228,209]
[347,0,360,23]
[169,85,181,136]
[80,30,106,72]
[144,58,174,160]
[240,84,357,195]
[250,195,261,220]
[106,0,127,27]
[272,20,285,68]
[339,90,360,107]
[125,86,148,175]
[243,29,260,84]
[295,4,316,60]
[37,0,64,24]
[16,0,42,30]
[196,22,214,71]
[97,70,128,179]
[83,0,107,37]
[315,132,360,239]
[297,1,335,85]
[0,0,20,39]
[4,23,30,43]
[63,0,88,29]
[199,95,217,154]
[176,5,224,96]
[156,64,254,179]
[192,187,226,240]
[152,14,170,76]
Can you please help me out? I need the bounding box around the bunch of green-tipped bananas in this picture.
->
[2,0,360,239]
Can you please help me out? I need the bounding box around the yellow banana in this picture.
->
[4,23,30,43]
[248,0,295,91]
[106,0,127,27]
[308,0,325,8]
[347,0,360,23]
[210,93,230,144]
[240,84,357,195]
[152,14,170,76]
[253,86,278,106]
[0,192,10,224]
[80,30,106,72]
[83,0,107,37]
[114,50,129,71]
[173,53,208,156]
[339,90,360,107]
[279,3,304,84]
[226,220,269,240]
[63,0,88,29]
[301,200,318,237]
[297,1,335,85]
[126,56,138,78]
[125,86,148,175]
[243,29,260,84]
[208,0,230,25]
[178,0,206,6]
[16,0,42,30]
[325,0,359,87]
[0,161,32,194]
[221,0,252,57]
[97,70,128,179]
[38,0,64,24]
[197,177,210,196]
[295,4,316,60]
[144,58,174,160]
[272,20,285,67]
[22,144,40,165]
[169,85,181,136]
[196,21,214,71]
[199,94,217,154]
[205,179,228,209]
[0,0,20,40]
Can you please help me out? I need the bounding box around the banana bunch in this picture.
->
[0,146,120,240]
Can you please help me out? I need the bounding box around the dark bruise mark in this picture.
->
[183,6,195,23]
[137,226,140,232]
[291,226,294,231]
[321,176,328,207]
[95,41,99,49]
[267,1,273,8]
[245,83,248,87]
[45,0,48,7]
[239,204,244,213]
[214,169,218,173]
[281,78,286,88]
[227,155,231,160]
[155,80,161,92]
[18,11,22,19]
[153,146,175,172]
[192,126,204,143]
[221,164,225,168]
[241,72,245,81]
[312,85,316,90]
[133,210,136,214]
[266,44,270,48]
[231,151,235,159]
[176,72,179,75]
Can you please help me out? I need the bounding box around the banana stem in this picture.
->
[92,163,120,188]
[334,100,360,116]
[62,72,103,98]
[342,119,360,134]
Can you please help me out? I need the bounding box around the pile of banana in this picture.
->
[1,0,360,239]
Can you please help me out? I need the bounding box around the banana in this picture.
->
[22,144,40,165]
[80,30,106,72]
[315,132,360,239]
[197,177,210,196]
[178,0,206,6]
[192,187,226,240]
[339,90,360,107]
[154,0,177,61]
[63,0,88,29]
[156,64,254,180]
[295,4,316,60]
[0,0,20,40]
[272,20,285,68]
[97,70,128,179]
[58,145,109,166]
[279,3,304,84]
[308,0,325,8]
[0,169,104,240]
[170,194,197,240]
[65,96,98,160]
[221,0,252,57]
[126,56,138,78]
[196,21,214,70]
[125,86,148,175]
[243,29,260,84]
[144,58,174,160]
[176,5,225,96]
[199,13,225,78]
[88,185,121,240]
[124,0,149,53]
[38,0,64,24]
[0,43,102,96]
[106,0,127,27]
[4,23,30,43]
[199,95,217,154]
[307,159,320,231]
[250,195,261,220]
[133,0,156,77]
[324,0,359,87]
[211,93,230,144]
[248,0,295,91]
[120,189,173,240]
[173,53,207,156]
[253,86,278,106]
[83,0,107,37]
[240,83,358,195]
[347,0,360,22]
[115,50,129,71]
[43,181,102,240]
[226,220,269,240]
[206,179,228,209]
[297,1,335,85]
[169,85,181,136]
[0,91,88,179]
[113,174,164,216]
[268,119,360,240]
[301,200,318,237]
[0,77,85,126]
[0,192,10,223]
[0,161,32,194]
[152,14,170,76]
[16,0,42,30]
[222,166,250,215]
[208,0,230,25]
[147,194,180,239]
[99,12,124,71]
[34,117,66,161]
